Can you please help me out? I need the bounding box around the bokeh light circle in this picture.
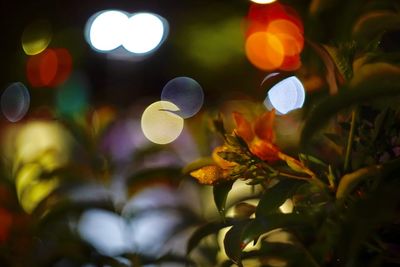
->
[122,13,166,54]
[1,82,30,122]
[88,10,129,52]
[161,77,204,118]
[245,3,304,71]
[250,0,277,3]
[26,48,73,88]
[264,76,305,115]
[141,101,184,145]
[21,19,52,56]
[245,32,285,71]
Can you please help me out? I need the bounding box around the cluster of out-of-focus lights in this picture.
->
[245,2,304,71]
[85,10,168,55]
[141,77,204,145]
[1,82,30,122]
[21,19,52,56]
[26,48,72,88]
[264,75,305,115]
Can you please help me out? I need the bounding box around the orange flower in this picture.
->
[233,110,280,162]
[190,145,237,185]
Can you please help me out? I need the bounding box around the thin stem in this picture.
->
[344,108,358,172]
[277,171,311,181]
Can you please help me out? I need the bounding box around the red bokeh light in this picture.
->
[26,48,73,88]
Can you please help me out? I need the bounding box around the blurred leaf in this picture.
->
[256,180,296,218]
[353,11,400,45]
[182,157,214,174]
[301,62,400,145]
[126,167,182,188]
[299,153,328,167]
[234,202,256,219]
[187,218,236,254]
[324,133,344,146]
[214,180,235,216]
[224,220,249,265]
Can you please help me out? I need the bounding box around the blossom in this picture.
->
[190,145,236,185]
[233,110,280,162]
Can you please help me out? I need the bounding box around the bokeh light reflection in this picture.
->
[86,10,168,55]
[78,209,128,256]
[1,82,30,122]
[141,101,184,145]
[245,3,304,71]
[122,13,167,54]
[161,77,204,118]
[264,76,305,115]
[250,0,277,3]
[55,72,89,117]
[26,48,72,88]
[21,19,52,56]
[86,10,128,52]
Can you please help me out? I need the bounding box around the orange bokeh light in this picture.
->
[26,48,72,88]
[245,32,284,71]
[245,2,304,71]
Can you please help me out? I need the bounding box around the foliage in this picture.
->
[1,0,400,267]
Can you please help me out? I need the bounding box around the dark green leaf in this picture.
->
[301,63,400,145]
[256,179,298,218]
[214,180,235,216]
[223,220,249,265]
[324,133,344,146]
[187,218,236,254]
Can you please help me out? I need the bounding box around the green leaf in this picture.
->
[187,218,236,254]
[299,154,328,167]
[182,157,215,174]
[336,165,380,199]
[256,180,296,218]
[223,220,249,265]
[301,62,400,145]
[353,11,400,45]
[214,180,235,216]
[324,133,344,146]
[223,213,313,265]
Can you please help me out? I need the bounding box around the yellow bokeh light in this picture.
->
[2,121,72,213]
[250,0,277,4]
[141,101,184,145]
[21,20,52,56]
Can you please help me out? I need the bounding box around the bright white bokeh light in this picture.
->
[264,76,305,115]
[78,209,128,256]
[88,10,128,52]
[250,0,277,3]
[122,13,165,54]
[141,101,184,145]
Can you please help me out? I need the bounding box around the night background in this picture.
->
[0,0,400,266]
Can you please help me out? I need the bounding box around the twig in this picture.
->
[344,108,358,172]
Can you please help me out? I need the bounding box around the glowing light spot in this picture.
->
[246,3,304,71]
[141,101,184,145]
[78,209,127,256]
[26,48,72,88]
[245,32,284,71]
[264,76,305,115]
[1,82,30,122]
[122,13,166,54]
[279,198,294,214]
[21,20,52,55]
[87,10,129,52]
[161,77,204,118]
[250,0,277,3]
[55,72,89,117]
